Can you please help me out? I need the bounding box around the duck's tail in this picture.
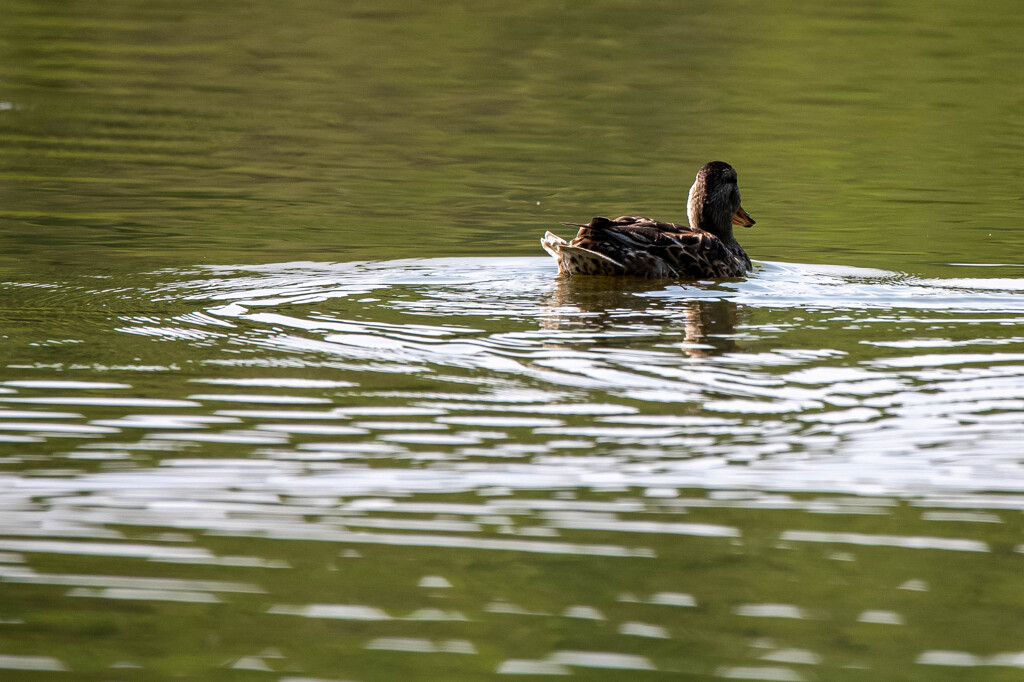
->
[540,231,567,259]
[541,231,625,276]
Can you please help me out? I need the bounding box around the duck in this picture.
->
[540,161,756,279]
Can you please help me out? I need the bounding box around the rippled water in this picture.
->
[4,258,1024,679]
[4,0,1024,679]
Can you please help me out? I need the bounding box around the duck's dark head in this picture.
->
[686,161,755,242]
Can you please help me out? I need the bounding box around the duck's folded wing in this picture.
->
[587,216,702,250]
[607,216,686,231]
[589,217,740,278]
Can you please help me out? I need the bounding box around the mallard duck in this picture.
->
[541,161,755,279]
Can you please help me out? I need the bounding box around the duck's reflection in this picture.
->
[677,296,741,357]
[539,276,742,358]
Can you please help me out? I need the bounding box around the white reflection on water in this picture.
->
[0,566,263,594]
[269,604,391,621]
[192,378,355,388]
[4,257,1024,678]
[547,650,656,671]
[856,610,904,625]
[779,530,989,552]
[562,605,605,620]
[0,381,130,390]
[364,638,477,654]
[0,539,214,561]
[716,666,806,681]
[542,512,739,538]
[618,621,670,638]
[0,654,67,672]
[68,587,221,603]
[0,397,198,407]
[496,659,570,675]
[732,604,811,620]
[917,650,1024,667]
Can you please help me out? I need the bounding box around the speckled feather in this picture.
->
[541,215,751,279]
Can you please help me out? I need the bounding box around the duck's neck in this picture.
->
[687,189,736,244]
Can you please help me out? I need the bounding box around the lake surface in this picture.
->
[2,1,1024,680]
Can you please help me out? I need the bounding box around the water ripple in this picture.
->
[4,256,1024,679]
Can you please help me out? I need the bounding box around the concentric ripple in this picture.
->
[2,257,1024,679]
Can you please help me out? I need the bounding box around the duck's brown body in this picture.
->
[541,215,751,279]
[541,161,756,280]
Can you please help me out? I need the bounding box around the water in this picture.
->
[3,1,1024,680]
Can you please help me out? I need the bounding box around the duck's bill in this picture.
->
[732,206,755,227]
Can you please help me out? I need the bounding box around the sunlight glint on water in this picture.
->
[3,257,1024,678]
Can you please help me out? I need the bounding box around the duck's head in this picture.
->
[686,161,755,242]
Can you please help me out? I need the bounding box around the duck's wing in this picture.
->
[545,215,750,279]
[566,216,749,279]
[566,216,704,278]
[566,216,688,239]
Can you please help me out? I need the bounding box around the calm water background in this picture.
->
[2,1,1024,680]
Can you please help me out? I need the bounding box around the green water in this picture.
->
[3,0,1023,273]
[2,1,1024,680]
